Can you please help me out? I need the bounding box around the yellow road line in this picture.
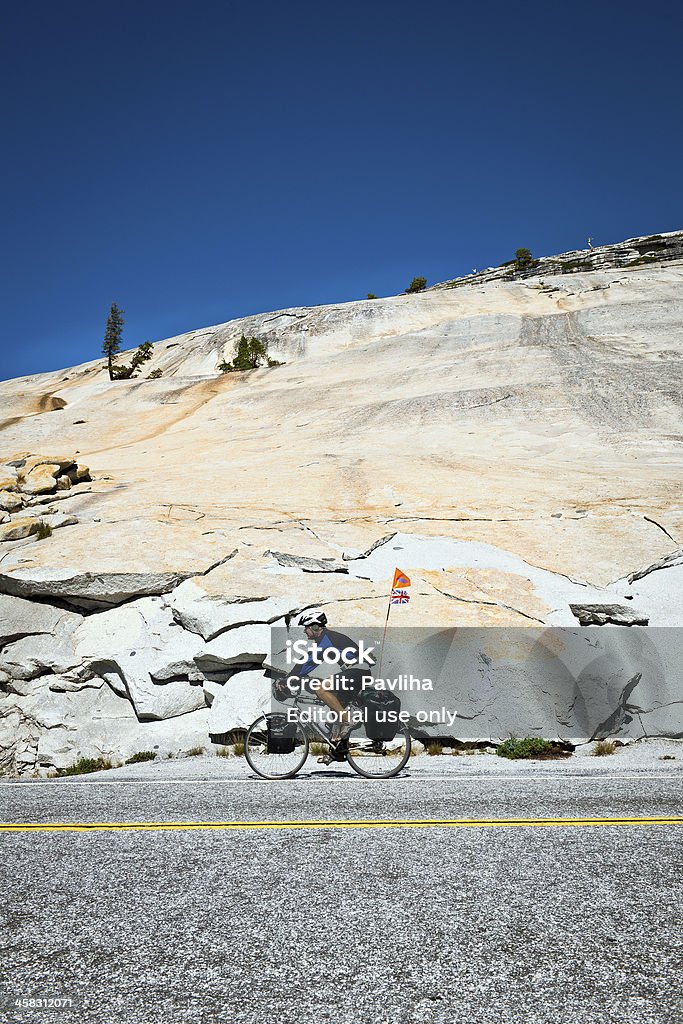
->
[1,816,682,833]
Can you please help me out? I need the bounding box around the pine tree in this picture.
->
[129,341,153,373]
[233,335,254,369]
[102,303,125,381]
[220,335,281,372]
[514,248,534,271]
[404,276,427,294]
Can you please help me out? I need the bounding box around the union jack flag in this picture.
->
[391,588,410,604]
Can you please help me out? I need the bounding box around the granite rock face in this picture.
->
[1,231,682,771]
[436,229,683,287]
[343,624,683,744]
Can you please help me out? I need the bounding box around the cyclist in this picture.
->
[287,610,370,745]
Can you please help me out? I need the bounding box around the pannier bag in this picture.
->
[361,689,401,741]
[267,714,298,754]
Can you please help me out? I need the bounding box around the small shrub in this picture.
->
[232,741,245,757]
[34,521,53,540]
[185,745,204,757]
[112,341,155,380]
[497,737,562,760]
[627,255,658,267]
[131,341,153,370]
[404,276,427,294]
[367,293,377,299]
[562,260,592,272]
[216,746,231,758]
[426,742,443,756]
[592,739,617,757]
[147,368,163,379]
[57,756,113,776]
[125,750,157,764]
[309,742,328,756]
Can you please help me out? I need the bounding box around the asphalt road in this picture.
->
[1,757,681,1024]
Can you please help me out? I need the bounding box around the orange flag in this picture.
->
[392,568,411,588]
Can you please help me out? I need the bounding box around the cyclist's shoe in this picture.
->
[329,719,352,746]
[331,738,348,760]
[317,736,348,765]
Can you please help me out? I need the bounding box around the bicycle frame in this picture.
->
[284,691,346,748]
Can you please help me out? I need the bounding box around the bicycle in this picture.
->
[244,680,412,781]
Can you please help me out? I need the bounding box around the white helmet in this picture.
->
[298,610,328,627]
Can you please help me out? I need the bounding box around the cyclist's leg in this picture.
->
[335,668,365,740]
[308,670,365,741]
[314,684,347,740]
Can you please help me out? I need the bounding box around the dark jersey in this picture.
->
[295,629,360,677]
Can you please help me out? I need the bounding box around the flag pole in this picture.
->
[377,586,393,679]
[377,568,410,679]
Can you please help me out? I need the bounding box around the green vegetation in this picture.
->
[111,341,154,380]
[426,741,443,756]
[185,745,205,757]
[562,260,592,272]
[367,293,378,299]
[513,248,535,272]
[147,367,163,379]
[309,742,328,756]
[56,756,113,776]
[592,739,617,756]
[404,276,427,294]
[219,334,282,372]
[628,255,658,267]
[496,737,566,760]
[34,521,53,540]
[102,302,125,381]
[216,746,231,758]
[232,740,245,757]
[125,750,157,764]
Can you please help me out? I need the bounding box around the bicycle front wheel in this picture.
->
[244,713,309,780]
[345,725,411,779]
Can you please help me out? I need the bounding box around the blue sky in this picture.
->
[2,0,682,381]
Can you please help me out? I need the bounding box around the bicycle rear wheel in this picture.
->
[244,713,309,780]
[345,725,411,779]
